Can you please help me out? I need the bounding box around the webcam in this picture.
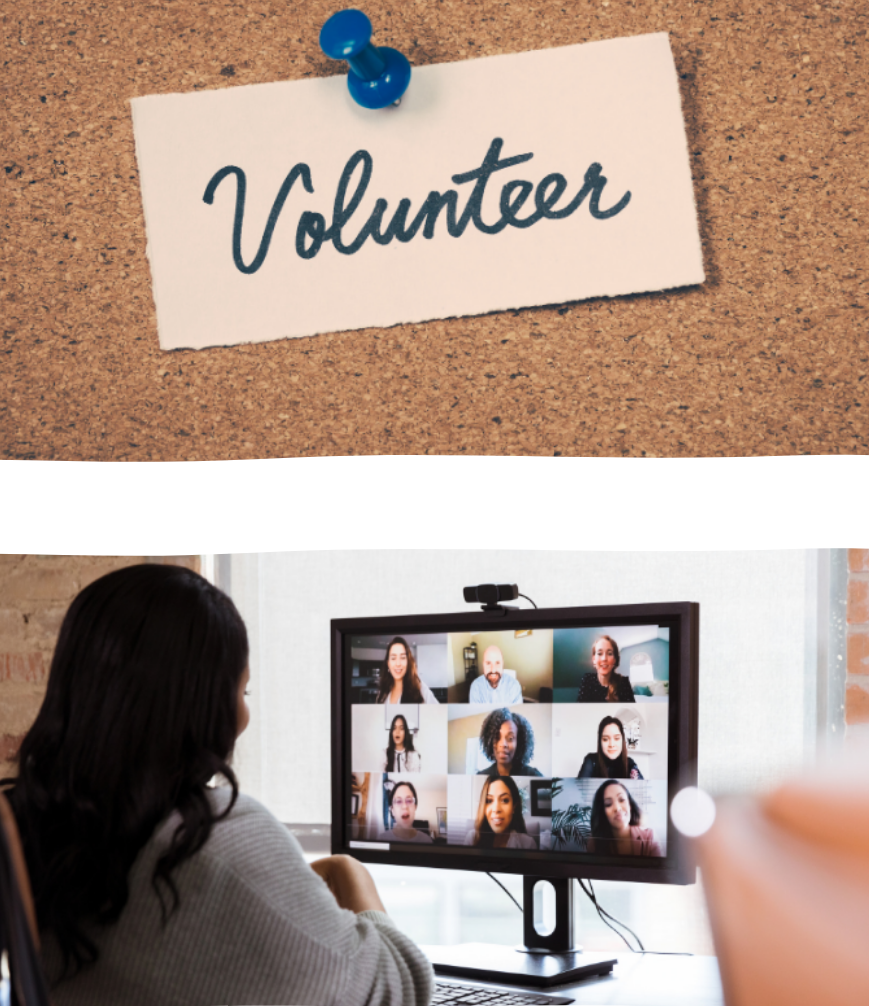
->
[463,583,519,614]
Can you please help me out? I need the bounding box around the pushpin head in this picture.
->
[319,9,411,110]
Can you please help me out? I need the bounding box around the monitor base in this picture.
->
[516,943,582,954]
[425,943,616,988]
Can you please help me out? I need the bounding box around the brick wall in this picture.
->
[845,549,869,748]
[0,555,200,780]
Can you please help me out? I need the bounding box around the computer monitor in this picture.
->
[331,599,699,986]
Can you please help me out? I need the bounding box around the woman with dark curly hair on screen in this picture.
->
[463,776,537,850]
[375,636,439,705]
[1,564,432,1006]
[588,780,662,857]
[576,635,636,703]
[476,708,543,778]
[577,716,644,780]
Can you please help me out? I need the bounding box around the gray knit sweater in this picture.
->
[41,790,434,1006]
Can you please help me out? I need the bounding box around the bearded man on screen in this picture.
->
[468,646,523,704]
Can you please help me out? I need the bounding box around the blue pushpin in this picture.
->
[319,9,411,110]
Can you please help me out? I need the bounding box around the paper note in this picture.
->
[131,33,704,350]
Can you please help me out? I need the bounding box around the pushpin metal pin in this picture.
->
[319,9,411,110]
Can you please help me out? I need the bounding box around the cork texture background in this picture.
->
[2,0,866,460]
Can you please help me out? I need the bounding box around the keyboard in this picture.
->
[432,978,575,1004]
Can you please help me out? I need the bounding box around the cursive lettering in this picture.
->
[203,138,631,274]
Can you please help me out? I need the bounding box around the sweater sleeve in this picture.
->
[194,798,434,1006]
[127,794,433,1006]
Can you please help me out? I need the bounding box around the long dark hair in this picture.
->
[479,708,534,770]
[595,716,629,778]
[3,564,249,976]
[385,714,416,772]
[590,780,642,855]
[376,637,423,704]
[474,776,527,848]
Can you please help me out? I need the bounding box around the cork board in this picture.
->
[2,0,867,460]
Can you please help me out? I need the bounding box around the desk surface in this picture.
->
[424,950,724,1006]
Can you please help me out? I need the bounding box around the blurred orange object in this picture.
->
[697,779,869,1005]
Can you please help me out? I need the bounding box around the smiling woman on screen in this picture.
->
[375,636,439,705]
[576,635,636,703]
[463,777,537,850]
[578,716,644,780]
[587,780,662,857]
[1,564,432,1006]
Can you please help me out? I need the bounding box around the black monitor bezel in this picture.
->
[331,601,699,885]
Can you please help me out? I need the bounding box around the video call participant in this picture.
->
[578,716,644,780]
[463,777,537,849]
[2,564,433,1006]
[382,714,421,772]
[477,708,543,778]
[468,645,523,704]
[375,637,439,705]
[587,780,662,857]
[576,635,636,703]
[377,782,433,844]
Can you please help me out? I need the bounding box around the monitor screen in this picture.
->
[331,602,699,885]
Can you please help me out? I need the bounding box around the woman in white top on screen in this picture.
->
[463,776,537,849]
[381,714,421,772]
[378,782,433,844]
[375,637,439,705]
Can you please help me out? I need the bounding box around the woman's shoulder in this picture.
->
[379,829,432,844]
[205,787,275,824]
[577,753,597,777]
[509,832,537,849]
[191,789,302,868]
[630,826,661,853]
[419,680,439,704]
[617,674,636,698]
[576,673,598,698]
[151,788,274,843]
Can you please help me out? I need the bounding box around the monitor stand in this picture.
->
[425,877,617,988]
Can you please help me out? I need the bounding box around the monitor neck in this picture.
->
[522,876,578,954]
